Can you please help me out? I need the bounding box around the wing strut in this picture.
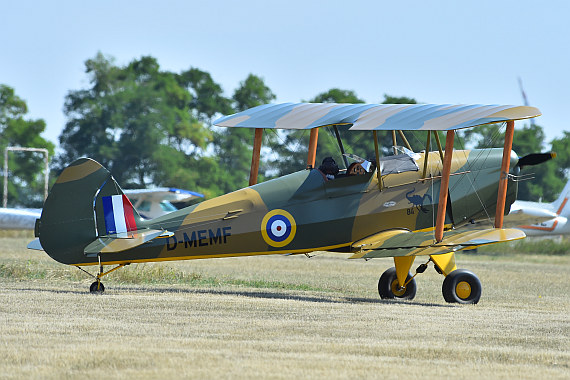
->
[494,120,515,228]
[391,131,397,154]
[249,128,263,186]
[333,126,349,169]
[421,132,431,179]
[373,131,382,191]
[397,130,413,151]
[433,131,444,161]
[435,130,455,242]
[307,128,319,169]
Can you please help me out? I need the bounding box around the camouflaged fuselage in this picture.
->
[38,148,517,266]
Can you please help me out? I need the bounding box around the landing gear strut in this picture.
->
[77,256,129,294]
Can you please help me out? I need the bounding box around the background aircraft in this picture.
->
[0,207,41,230]
[123,188,204,219]
[508,179,570,236]
[0,188,203,229]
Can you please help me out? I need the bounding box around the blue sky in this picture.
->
[1,0,568,146]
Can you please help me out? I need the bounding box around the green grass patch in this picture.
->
[0,261,47,279]
[113,264,328,291]
[0,260,85,281]
[0,261,327,292]
[0,229,34,239]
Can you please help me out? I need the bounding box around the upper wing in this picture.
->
[349,227,525,259]
[214,103,541,131]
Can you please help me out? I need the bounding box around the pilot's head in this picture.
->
[319,157,339,178]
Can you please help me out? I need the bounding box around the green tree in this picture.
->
[179,68,232,123]
[58,53,218,196]
[547,132,570,199]
[0,85,55,207]
[212,74,277,193]
[382,94,417,104]
[309,89,363,104]
[232,74,276,112]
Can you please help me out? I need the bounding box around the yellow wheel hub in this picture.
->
[391,279,406,297]
[456,281,472,299]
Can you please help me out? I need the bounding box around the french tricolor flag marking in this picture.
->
[102,194,137,235]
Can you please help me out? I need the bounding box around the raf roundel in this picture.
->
[261,209,297,247]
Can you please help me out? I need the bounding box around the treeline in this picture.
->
[1,52,569,207]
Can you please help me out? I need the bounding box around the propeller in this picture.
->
[517,152,556,169]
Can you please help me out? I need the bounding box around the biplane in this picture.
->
[29,103,543,304]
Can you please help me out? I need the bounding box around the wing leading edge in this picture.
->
[214,103,541,131]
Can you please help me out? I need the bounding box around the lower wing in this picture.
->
[349,227,525,259]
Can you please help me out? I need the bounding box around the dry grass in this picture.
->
[0,232,568,379]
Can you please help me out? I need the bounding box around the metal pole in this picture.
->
[44,152,49,201]
[3,149,8,208]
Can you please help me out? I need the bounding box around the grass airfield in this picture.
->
[1,231,568,379]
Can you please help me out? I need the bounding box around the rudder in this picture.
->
[37,158,143,264]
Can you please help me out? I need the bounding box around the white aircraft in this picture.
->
[0,207,42,230]
[123,187,204,219]
[0,187,203,230]
[507,180,570,236]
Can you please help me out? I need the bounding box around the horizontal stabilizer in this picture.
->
[84,229,173,256]
[350,228,525,259]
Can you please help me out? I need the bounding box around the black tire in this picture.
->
[442,269,481,304]
[90,281,105,293]
[378,267,417,300]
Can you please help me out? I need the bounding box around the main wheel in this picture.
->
[90,281,105,293]
[378,267,417,300]
[442,269,481,304]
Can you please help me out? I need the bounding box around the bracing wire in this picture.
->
[451,122,508,224]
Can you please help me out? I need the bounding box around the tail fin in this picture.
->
[551,178,570,216]
[37,158,144,264]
